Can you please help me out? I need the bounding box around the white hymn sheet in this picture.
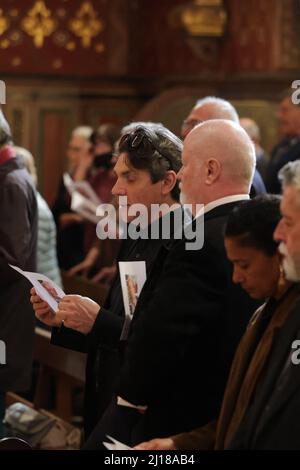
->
[63,172,103,224]
[9,265,65,314]
[102,435,132,450]
[63,172,101,205]
[71,190,100,224]
[119,261,147,340]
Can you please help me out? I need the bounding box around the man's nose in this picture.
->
[273,218,285,243]
[111,180,125,196]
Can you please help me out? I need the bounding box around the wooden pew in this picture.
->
[61,272,109,305]
[7,276,109,424]
[33,327,86,421]
[32,276,109,421]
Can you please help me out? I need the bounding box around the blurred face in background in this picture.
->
[181,105,207,140]
[93,140,114,169]
[66,135,91,169]
[278,97,300,138]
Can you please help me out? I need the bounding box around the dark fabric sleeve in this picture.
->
[117,238,228,406]
[51,308,125,353]
[172,420,217,450]
[51,325,88,353]
[0,182,32,270]
[87,307,125,349]
[51,178,69,226]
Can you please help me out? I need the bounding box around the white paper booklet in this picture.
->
[102,435,132,450]
[63,173,101,205]
[63,172,102,224]
[118,261,147,340]
[9,265,65,314]
[71,190,100,224]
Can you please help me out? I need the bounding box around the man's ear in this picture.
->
[205,159,221,185]
[161,170,177,195]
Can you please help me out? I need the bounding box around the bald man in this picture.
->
[181,97,266,197]
[83,120,259,449]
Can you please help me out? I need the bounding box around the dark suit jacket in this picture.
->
[0,156,37,391]
[89,202,258,445]
[266,137,300,194]
[51,230,174,437]
[250,168,266,198]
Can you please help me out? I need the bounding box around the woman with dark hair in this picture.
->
[136,195,300,450]
[224,194,284,300]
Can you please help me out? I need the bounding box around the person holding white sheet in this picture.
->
[30,122,183,439]
[0,110,37,438]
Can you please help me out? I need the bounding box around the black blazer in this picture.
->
[266,137,300,194]
[51,233,174,437]
[250,169,266,198]
[116,203,259,441]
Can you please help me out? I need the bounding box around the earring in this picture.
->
[277,263,286,292]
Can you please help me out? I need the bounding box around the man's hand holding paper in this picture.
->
[56,295,101,335]
[30,285,63,328]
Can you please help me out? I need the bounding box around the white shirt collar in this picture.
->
[195,194,250,218]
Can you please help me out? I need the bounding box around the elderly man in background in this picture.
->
[181,96,266,198]
[52,125,93,270]
[0,109,37,438]
[266,90,300,194]
[137,161,300,450]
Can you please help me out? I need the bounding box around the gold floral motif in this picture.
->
[0,9,9,36]
[169,0,227,37]
[69,1,103,48]
[21,0,56,48]
[9,9,19,19]
[66,41,76,51]
[94,42,105,53]
[0,39,9,49]
[9,30,23,46]
[56,8,67,19]
[53,30,69,47]
[12,56,22,67]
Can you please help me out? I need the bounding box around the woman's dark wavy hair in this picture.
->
[224,195,282,256]
[118,123,182,202]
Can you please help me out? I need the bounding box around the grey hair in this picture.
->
[240,117,260,142]
[195,96,239,123]
[71,125,93,141]
[279,161,300,194]
[15,146,37,187]
[120,121,163,136]
[0,108,12,146]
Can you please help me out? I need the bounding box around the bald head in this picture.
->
[181,97,239,139]
[179,119,255,209]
